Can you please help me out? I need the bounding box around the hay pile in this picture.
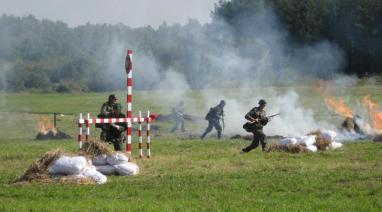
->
[13,148,87,184]
[79,139,113,157]
[266,143,307,153]
[307,130,332,150]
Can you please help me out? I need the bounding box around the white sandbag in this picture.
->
[321,130,337,141]
[305,145,317,152]
[81,167,107,184]
[329,141,343,150]
[296,135,316,146]
[48,156,88,175]
[92,154,107,166]
[106,152,129,165]
[96,165,116,175]
[114,162,139,176]
[280,137,298,146]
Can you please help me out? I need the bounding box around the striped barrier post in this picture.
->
[146,111,151,159]
[138,111,143,158]
[86,113,90,142]
[78,113,83,149]
[126,50,133,154]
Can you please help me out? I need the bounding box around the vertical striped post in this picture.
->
[86,113,90,142]
[78,113,83,149]
[138,111,143,158]
[126,49,133,154]
[146,111,151,158]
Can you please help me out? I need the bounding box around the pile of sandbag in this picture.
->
[269,130,343,153]
[92,152,139,176]
[15,140,139,185]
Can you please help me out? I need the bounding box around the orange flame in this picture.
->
[362,95,382,131]
[315,81,353,118]
[37,115,57,134]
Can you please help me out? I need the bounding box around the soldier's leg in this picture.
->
[170,120,178,133]
[242,132,260,152]
[258,131,267,151]
[181,118,185,132]
[213,121,223,139]
[201,120,214,139]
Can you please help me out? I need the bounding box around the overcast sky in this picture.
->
[0,0,219,28]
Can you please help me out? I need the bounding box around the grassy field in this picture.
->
[0,88,382,211]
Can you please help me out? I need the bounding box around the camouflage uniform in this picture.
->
[201,101,225,139]
[170,101,185,133]
[242,106,268,152]
[105,104,127,151]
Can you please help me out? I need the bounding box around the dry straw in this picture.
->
[266,143,307,153]
[79,139,113,157]
[14,148,74,183]
[307,130,331,150]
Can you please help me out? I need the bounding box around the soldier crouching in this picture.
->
[105,103,127,151]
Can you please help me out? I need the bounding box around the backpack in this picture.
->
[205,108,214,120]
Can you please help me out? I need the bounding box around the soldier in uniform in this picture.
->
[105,103,127,151]
[200,100,226,140]
[100,94,118,116]
[170,101,186,133]
[98,94,118,140]
[242,99,269,152]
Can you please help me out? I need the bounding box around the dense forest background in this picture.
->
[0,0,381,92]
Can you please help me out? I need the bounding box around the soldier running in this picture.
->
[170,101,186,133]
[242,99,269,152]
[200,100,226,140]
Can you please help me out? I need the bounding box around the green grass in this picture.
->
[0,88,382,211]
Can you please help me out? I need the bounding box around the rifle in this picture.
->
[221,115,225,133]
[249,113,280,124]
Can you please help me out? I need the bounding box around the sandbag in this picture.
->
[106,152,129,165]
[92,154,107,166]
[96,165,116,175]
[48,156,88,175]
[296,135,316,146]
[114,162,139,176]
[329,141,343,150]
[280,137,298,146]
[305,145,318,152]
[321,130,337,141]
[81,167,107,184]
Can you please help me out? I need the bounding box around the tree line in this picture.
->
[0,0,380,92]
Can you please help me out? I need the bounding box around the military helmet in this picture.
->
[258,99,267,106]
[219,100,226,106]
[108,94,117,102]
[113,103,122,110]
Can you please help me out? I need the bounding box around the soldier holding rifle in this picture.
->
[242,99,278,152]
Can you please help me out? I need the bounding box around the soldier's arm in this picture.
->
[245,108,256,121]
[100,103,108,115]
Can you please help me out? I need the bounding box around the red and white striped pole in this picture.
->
[86,113,90,142]
[78,113,83,149]
[126,49,133,154]
[138,111,143,158]
[146,111,151,158]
